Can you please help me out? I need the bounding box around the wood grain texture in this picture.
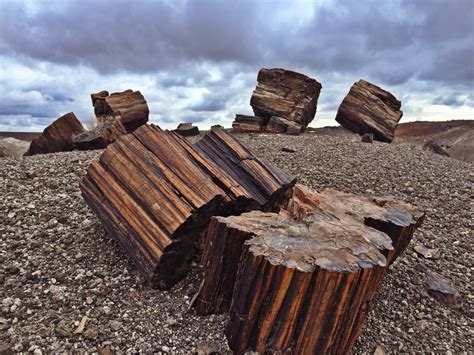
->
[74,119,127,150]
[195,185,424,353]
[80,125,295,289]
[25,112,86,156]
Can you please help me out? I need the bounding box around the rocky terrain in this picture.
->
[0,132,472,353]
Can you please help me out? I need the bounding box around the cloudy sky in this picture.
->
[0,0,473,131]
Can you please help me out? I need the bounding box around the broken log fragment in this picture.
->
[174,122,200,137]
[195,185,424,353]
[25,112,86,156]
[80,125,295,289]
[74,119,127,150]
[91,89,149,133]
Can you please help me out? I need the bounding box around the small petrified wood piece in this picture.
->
[91,89,149,133]
[251,68,322,128]
[80,125,294,289]
[425,270,462,307]
[336,80,403,142]
[232,115,267,133]
[265,116,302,135]
[74,119,127,150]
[195,185,423,353]
[174,123,200,137]
[25,112,86,156]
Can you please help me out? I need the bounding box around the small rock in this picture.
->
[83,327,99,340]
[86,296,94,305]
[425,270,462,307]
[110,320,122,331]
[414,244,441,259]
[361,133,374,143]
[55,320,70,338]
[281,147,296,153]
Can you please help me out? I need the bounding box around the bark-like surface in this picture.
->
[335,80,403,143]
[80,125,295,289]
[250,68,322,128]
[25,112,86,156]
[232,115,267,133]
[74,119,127,151]
[265,116,302,135]
[196,185,424,353]
[174,123,200,137]
[91,89,149,133]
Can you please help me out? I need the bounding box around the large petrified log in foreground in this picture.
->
[25,112,86,156]
[91,89,149,133]
[195,185,424,353]
[74,119,127,150]
[80,125,295,289]
[335,79,403,143]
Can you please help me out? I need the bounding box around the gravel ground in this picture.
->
[1,132,472,353]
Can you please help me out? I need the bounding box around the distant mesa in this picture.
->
[335,79,403,143]
[232,68,322,135]
[24,112,86,156]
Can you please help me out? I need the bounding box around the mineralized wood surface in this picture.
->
[265,116,302,135]
[91,89,149,133]
[174,123,200,137]
[195,185,424,353]
[80,125,295,289]
[335,80,403,142]
[232,115,267,133]
[25,112,86,156]
[74,119,127,150]
[250,68,322,128]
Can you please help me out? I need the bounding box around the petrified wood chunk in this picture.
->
[361,133,374,143]
[25,112,86,156]
[80,125,295,289]
[195,185,423,353]
[232,115,267,133]
[335,80,403,143]
[422,140,450,157]
[425,270,462,307]
[91,89,149,133]
[174,123,200,137]
[265,116,302,135]
[74,119,127,150]
[250,68,322,128]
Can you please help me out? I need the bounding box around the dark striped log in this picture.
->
[25,112,86,156]
[195,185,424,353]
[80,125,295,289]
[74,119,127,150]
[91,89,149,133]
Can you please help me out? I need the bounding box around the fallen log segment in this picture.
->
[74,119,127,150]
[80,125,295,289]
[25,112,86,156]
[91,89,149,133]
[195,185,424,354]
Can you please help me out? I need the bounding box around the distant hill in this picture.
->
[0,132,41,141]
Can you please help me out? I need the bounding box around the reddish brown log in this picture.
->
[80,125,295,289]
[195,185,424,353]
[74,119,127,150]
[25,112,86,156]
[174,123,200,137]
[91,89,149,133]
[232,115,267,133]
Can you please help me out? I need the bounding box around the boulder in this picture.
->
[74,119,127,150]
[335,80,402,143]
[174,123,200,137]
[250,68,322,129]
[232,115,267,133]
[25,112,86,156]
[91,89,149,133]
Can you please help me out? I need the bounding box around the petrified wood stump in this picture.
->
[91,89,149,133]
[25,112,86,156]
[80,125,295,289]
[195,185,424,353]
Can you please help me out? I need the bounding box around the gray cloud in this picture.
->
[0,0,472,131]
[433,94,470,107]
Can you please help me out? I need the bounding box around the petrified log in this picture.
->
[91,89,149,133]
[195,185,423,353]
[250,68,322,128]
[335,80,403,143]
[80,125,295,289]
[422,140,450,157]
[74,119,127,150]
[25,112,86,156]
[174,123,200,137]
[265,116,302,135]
[232,115,267,133]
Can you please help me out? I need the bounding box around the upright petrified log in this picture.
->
[80,125,295,289]
[250,68,322,128]
[25,112,86,156]
[195,185,424,353]
[335,80,403,143]
[91,89,149,133]
[74,119,127,150]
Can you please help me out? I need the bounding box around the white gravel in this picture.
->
[1,132,472,353]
